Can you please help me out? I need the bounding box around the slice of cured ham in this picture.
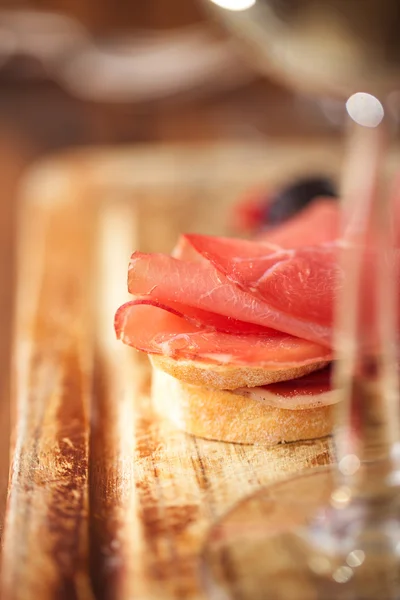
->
[116,295,280,336]
[118,199,346,359]
[115,299,331,367]
[128,252,332,347]
[234,366,337,409]
[185,234,338,330]
[257,198,340,247]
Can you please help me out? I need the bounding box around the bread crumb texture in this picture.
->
[150,354,329,390]
[151,367,333,445]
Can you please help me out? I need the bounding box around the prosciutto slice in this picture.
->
[116,295,280,336]
[185,235,338,331]
[116,199,352,362]
[115,299,331,367]
[257,198,340,247]
[128,251,332,346]
[234,366,337,409]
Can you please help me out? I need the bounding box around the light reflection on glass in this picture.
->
[330,485,352,509]
[208,0,256,11]
[346,549,365,567]
[332,565,354,583]
[338,453,361,476]
[345,92,384,128]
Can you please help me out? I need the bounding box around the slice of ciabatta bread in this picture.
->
[151,365,334,445]
[150,354,329,390]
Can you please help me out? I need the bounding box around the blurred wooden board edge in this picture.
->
[0,134,35,543]
[0,196,96,599]
[19,140,345,195]
[0,140,354,600]
[18,139,400,197]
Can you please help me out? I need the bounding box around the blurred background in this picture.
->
[0,3,344,371]
[0,0,346,533]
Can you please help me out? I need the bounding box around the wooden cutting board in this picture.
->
[0,141,356,600]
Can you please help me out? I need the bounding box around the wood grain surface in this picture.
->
[1,195,96,599]
[0,143,344,599]
[0,134,34,543]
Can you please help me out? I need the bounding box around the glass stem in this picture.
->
[333,114,400,499]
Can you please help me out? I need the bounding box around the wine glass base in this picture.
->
[200,467,400,600]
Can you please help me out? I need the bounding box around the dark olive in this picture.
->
[265,176,337,226]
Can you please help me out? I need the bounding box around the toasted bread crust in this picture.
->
[151,367,334,445]
[150,354,329,390]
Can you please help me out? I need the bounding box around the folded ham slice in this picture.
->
[116,199,349,367]
[128,249,333,346]
[115,299,331,367]
[184,235,338,335]
[256,198,340,247]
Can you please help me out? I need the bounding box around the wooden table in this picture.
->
[0,142,346,599]
[0,131,35,541]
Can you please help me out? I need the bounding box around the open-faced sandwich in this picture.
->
[115,191,342,445]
